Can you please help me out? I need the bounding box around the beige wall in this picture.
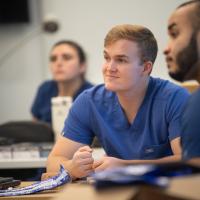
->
[0,0,44,123]
[41,0,186,83]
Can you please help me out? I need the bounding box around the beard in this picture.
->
[169,33,199,82]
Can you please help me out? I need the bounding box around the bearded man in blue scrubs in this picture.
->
[45,24,189,179]
[164,0,200,165]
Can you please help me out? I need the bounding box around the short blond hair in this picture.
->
[104,24,158,64]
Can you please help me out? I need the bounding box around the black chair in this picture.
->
[0,121,54,144]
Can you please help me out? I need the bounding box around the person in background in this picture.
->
[164,0,200,164]
[43,24,189,180]
[31,40,93,125]
[25,41,93,181]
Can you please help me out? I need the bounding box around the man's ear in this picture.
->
[143,61,153,75]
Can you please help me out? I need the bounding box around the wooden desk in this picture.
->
[180,81,199,93]
[52,175,200,200]
[0,182,62,200]
[1,175,200,200]
[1,192,59,200]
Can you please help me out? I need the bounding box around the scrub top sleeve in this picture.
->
[166,88,190,141]
[62,92,94,145]
[181,91,200,160]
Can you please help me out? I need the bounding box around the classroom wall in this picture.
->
[0,0,44,124]
[0,0,185,124]
[41,0,185,82]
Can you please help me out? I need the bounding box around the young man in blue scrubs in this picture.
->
[45,24,189,179]
[164,0,200,165]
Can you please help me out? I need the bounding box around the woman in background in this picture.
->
[31,40,93,125]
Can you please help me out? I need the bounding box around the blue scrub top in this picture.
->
[31,80,93,124]
[63,77,189,160]
[181,88,200,160]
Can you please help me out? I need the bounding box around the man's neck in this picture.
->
[184,60,200,83]
[117,78,149,123]
[195,62,200,83]
[196,31,200,82]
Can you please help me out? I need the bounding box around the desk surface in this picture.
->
[1,182,62,200]
[1,175,200,200]
[1,191,59,200]
[53,175,200,200]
